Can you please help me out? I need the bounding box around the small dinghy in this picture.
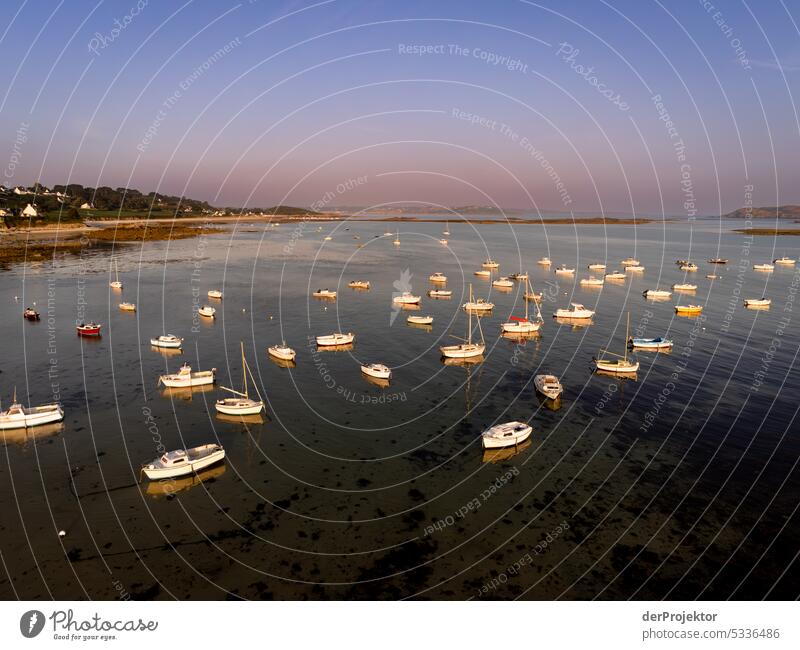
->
[481,421,532,449]
[534,375,563,400]
[407,315,433,325]
[312,288,337,299]
[0,390,64,430]
[207,289,223,299]
[392,292,421,304]
[629,336,673,350]
[588,263,606,270]
[555,266,575,274]
[159,363,216,388]
[119,302,136,312]
[268,342,296,360]
[429,272,447,283]
[680,263,698,271]
[482,260,500,269]
[198,306,216,317]
[439,239,448,245]
[361,363,391,380]
[348,280,370,289]
[216,343,264,415]
[428,289,452,298]
[150,334,183,349]
[580,277,604,286]
[76,322,101,336]
[462,296,494,311]
[672,283,697,291]
[605,271,626,280]
[753,263,774,271]
[492,276,513,288]
[675,304,703,315]
[316,332,355,346]
[643,289,671,298]
[23,308,39,321]
[141,444,225,480]
[744,298,771,308]
[553,303,594,319]
[706,274,719,279]
[473,269,491,277]
[773,256,796,265]
[537,257,551,265]
[324,235,333,241]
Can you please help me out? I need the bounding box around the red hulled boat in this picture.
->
[76,322,102,336]
[23,308,40,321]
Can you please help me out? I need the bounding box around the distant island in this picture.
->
[724,204,800,219]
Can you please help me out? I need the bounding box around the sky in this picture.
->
[0,0,798,215]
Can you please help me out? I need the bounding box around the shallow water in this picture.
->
[0,217,798,599]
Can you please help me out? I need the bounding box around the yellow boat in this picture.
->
[675,304,703,315]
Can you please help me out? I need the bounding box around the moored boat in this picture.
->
[23,308,39,321]
[594,313,639,374]
[555,266,575,274]
[268,342,296,360]
[537,257,552,266]
[621,257,639,266]
[392,292,421,305]
[680,263,698,271]
[773,256,796,265]
[474,269,491,277]
[428,289,452,298]
[198,306,216,317]
[744,298,771,308]
[753,263,774,271]
[312,288,337,299]
[605,271,626,280]
[629,336,673,350]
[76,322,101,336]
[442,285,486,359]
[553,303,594,319]
[708,258,728,264]
[672,283,697,291]
[158,363,215,388]
[141,444,225,480]
[509,272,528,280]
[429,272,447,283]
[482,259,500,269]
[119,302,136,311]
[481,421,532,449]
[215,342,264,415]
[580,276,604,286]
[625,265,646,272]
[643,289,671,298]
[361,363,391,380]
[208,289,223,299]
[534,375,563,400]
[316,332,355,346]
[407,315,433,325]
[150,334,183,349]
[502,277,542,334]
[588,263,606,270]
[675,304,703,315]
[348,280,370,289]
[492,276,513,288]
[0,391,64,430]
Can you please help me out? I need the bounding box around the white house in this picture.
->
[22,203,39,217]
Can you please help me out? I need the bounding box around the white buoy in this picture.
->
[58,530,66,537]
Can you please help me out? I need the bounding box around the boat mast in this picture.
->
[240,341,248,398]
[466,284,473,345]
[624,313,630,363]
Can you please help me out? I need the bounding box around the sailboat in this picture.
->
[215,342,264,415]
[110,258,123,289]
[593,313,639,374]
[442,221,450,236]
[441,285,486,359]
[501,277,542,334]
[393,230,400,246]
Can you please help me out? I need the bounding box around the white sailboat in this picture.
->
[215,342,264,415]
[393,230,400,246]
[443,221,450,236]
[441,285,486,359]
[593,313,639,374]
[501,277,542,334]
[109,258,123,289]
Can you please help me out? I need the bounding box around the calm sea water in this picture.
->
[1,217,798,600]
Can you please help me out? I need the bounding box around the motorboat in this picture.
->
[672,283,697,291]
[442,285,486,359]
[439,239,448,246]
[680,263,698,271]
[492,277,513,288]
[316,332,355,346]
[429,272,447,283]
[119,302,136,312]
[744,298,771,308]
[706,274,719,279]
[324,235,332,241]
[482,260,500,269]
[555,266,575,274]
[580,277,604,286]
[141,444,225,480]
[481,421,532,449]
[524,290,542,301]
[588,263,606,270]
[23,308,39,321]
[198,306,216,317]
[407,315,433,325]
[708,258,728,264]
[208,289,223,299]
[428,289,452,298]
[0,390,64,430]
[474,269,491,277]
[675,304,703,315]
[594,313,639,374]
[621,258,639,266]
[393,230,400,246]
[312,288,337,299]
[76,322,101,336]
[537,257,552,265]
[502,277,542,334]
[150,334,183,349]
[625,265,646,272]
[392,292,421,304]
[361,363,392,380]
[462,295,494,311]
[215,342,264,415]
[605,271,626,280]
[348,280,370,289]
[158,363,215,388]
[774,256,796,265]
[509,272,528,281]
[629,336,673,350]
[553,303,594,319]
[268,342,296,360]
[753,263,774,271]
[643,289,671,298]
[534,374,563,400]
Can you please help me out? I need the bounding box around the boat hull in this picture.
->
[268,347,296,360]
[481,423,532,449]
[0,405,64,430]
[215,399,264,415]
[440,343,485,359]
[594,360,640,373]
[142,448,225,480]
[501,321,541,333]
